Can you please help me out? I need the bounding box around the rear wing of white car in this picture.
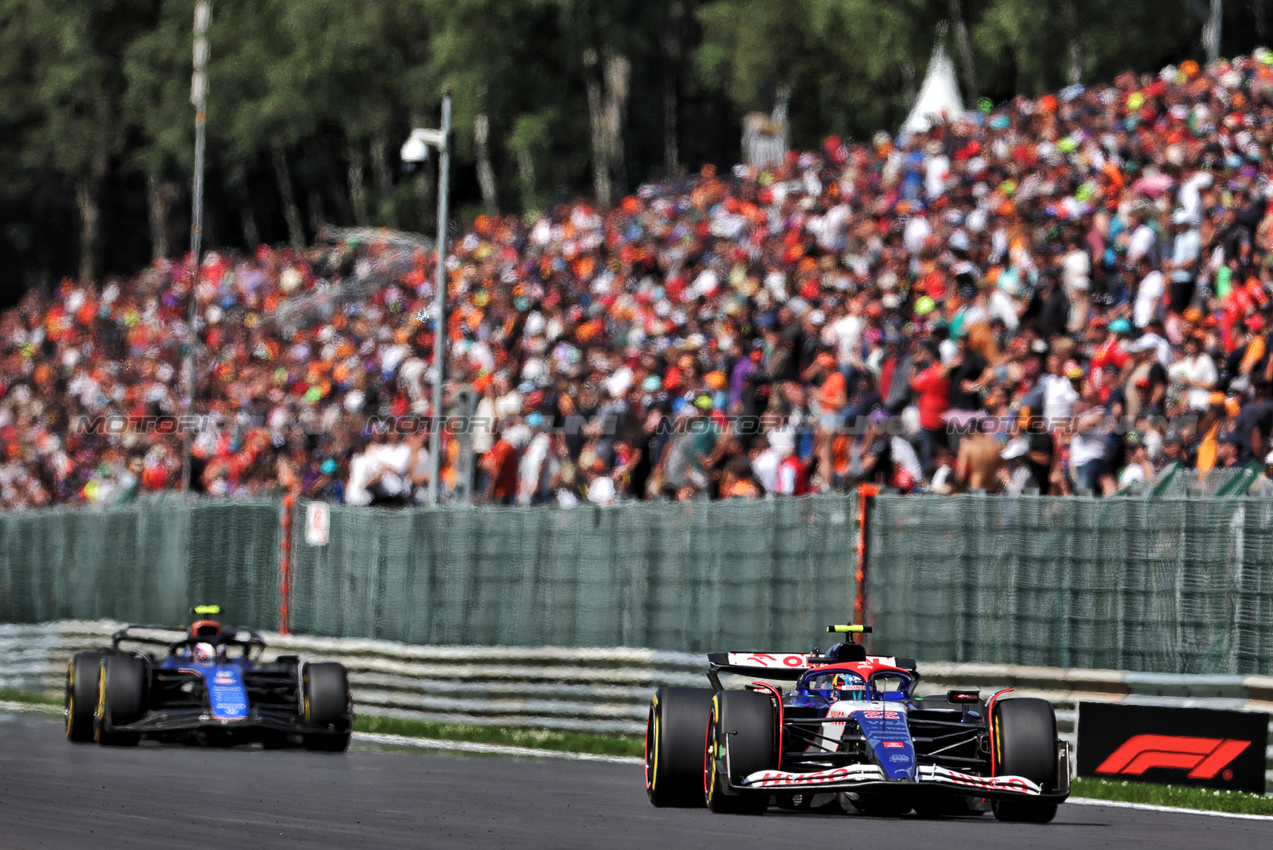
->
[705,651,918,690]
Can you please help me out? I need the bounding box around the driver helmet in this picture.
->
[832,673,866,699]
[192,642,221,664]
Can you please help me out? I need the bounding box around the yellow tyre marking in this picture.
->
[651,713,660,791]
[648,695,659,792]
[65,660,74,738]
[94,662,107,742]
[707,695,721,803]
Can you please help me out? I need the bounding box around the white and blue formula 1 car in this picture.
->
[645,625,1069,821]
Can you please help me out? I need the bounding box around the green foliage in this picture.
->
[697,0,941,146]
[0,0,1263,295]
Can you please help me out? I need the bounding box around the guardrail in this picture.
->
[2,621,1269,787]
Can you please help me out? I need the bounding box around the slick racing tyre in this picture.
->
[95,655,147,747]
[704,690,773,815]
[65,652,104,743]
[990,698,1059,824]
[645,687,714,807]
[302,662,352,752]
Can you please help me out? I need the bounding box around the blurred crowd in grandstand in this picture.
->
[9,53,1273,510]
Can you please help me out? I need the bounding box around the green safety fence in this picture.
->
[287,495,859,652]
[866,494,1273,674]
[6,489,1273,675]
[0,496,281,628]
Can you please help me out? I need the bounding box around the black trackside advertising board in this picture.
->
[1077,702,1269,795]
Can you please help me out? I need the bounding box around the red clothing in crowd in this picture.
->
[483,438,519,502]
[910,365,951,431]
[776,455,809,495]
[1090,340,1129,374]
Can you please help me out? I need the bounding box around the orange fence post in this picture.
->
[855,484,879,635]
[280,494,294,635]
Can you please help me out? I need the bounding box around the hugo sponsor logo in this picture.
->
[949,772,1029,792]
[882,741,905,749]
[736,653,807,668]
[752,767,855,787]
[1096,735,1252,781]
[860,711,901,719]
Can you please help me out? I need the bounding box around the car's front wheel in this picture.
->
[65,652,104,743]
[991,698,1060,823]
[645,686,714,807]
[95,655,147,747]
[302,662,352,752]
[704,690,773,814]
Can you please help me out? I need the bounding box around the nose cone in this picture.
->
[853,706,917,781]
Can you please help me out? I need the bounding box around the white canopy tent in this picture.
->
[901,41,966,135]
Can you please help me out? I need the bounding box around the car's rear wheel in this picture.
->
[95,655,147,747]
[990,698,1059,824]
[302,662,352,752]
[645,687,714,807]
[65,652,104,743]
[704,690,773,814]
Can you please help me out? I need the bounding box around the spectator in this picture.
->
[1117,432,1154,490]
[954,419,1002,493]
[481,428,522,505]
[999,437,1033,495]
[10,52,1273,508]
[909,340,951,476]
[1166,209,1202,314]
[1169,334,1218,412]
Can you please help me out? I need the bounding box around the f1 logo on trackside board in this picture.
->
[1076,702,1268,794]
[1095,735,1251,780]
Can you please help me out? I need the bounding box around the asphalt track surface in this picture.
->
[3,712,1272,850]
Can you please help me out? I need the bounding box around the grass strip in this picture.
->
[354,714,643,758]
[0,689,61,707]
[1072,777,1273,815]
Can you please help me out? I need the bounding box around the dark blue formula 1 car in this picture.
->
[65,606,353,751]
[645,625,1070,822]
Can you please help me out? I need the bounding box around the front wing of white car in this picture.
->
[740,764,1043,796]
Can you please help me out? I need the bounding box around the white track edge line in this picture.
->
[1068,796,1273,821]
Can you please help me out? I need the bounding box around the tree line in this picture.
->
[0,0,1262,299]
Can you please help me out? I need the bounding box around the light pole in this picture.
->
[401,89,451,505]
[183,0,211,496]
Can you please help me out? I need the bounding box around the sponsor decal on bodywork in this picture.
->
[916,765,1041,795]
[726,653,809,669]
[743,765,886,788]
[205,665,249,721]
